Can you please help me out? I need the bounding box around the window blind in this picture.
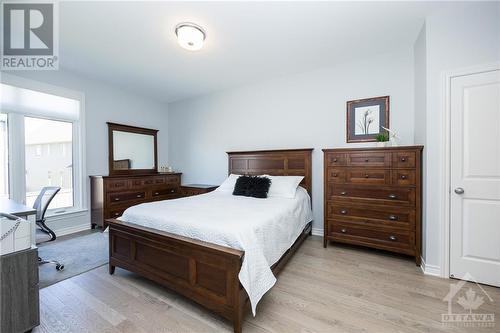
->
[0,83,80,121]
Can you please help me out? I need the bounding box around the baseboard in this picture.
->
[311,228,323,237]
[44,210,91,237]
[420,256,442,277]
[53,223,91,237]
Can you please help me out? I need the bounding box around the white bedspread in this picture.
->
[119,186,313,315]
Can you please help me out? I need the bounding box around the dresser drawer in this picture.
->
[392,170,416,186]
[129,178,144,188]
[105,179,129,192]
[344,169,391,185]
[152,186,180,199]
[108,191,146,205]
[165,175,181,184]
[328,221,413,251]
[326,168,345,183]
[107,206,128,219]
[326,202,414,229]
[392,151,416,168]
[325,153,346,166]
[328,185,415,206]
[153,176,167,185]
[346,152,391,167]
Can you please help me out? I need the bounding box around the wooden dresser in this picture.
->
[90,173,182,229]
[323,146,423,265]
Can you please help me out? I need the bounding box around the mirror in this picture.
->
[107,122,158,175]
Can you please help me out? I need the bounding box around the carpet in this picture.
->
[38,231,109,288]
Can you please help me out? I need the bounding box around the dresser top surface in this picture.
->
[90,173,182,179]
[181,184,219,189]
[322,145,423,152]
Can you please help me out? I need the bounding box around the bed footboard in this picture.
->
[106,219,245,332]
[106,219,312,333]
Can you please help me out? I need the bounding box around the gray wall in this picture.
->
[418,1,500,269]
[168,49,415,233]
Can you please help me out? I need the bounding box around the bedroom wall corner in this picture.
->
[413,22,427,262]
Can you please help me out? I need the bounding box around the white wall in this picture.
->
[421,1,500,270]
[1,71,169,234]
[168,49,415,233]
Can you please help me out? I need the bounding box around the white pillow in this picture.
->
[265,175,304,198]
[216,174,242,192]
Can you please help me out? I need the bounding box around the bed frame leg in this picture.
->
[109,264,115,275]
[233,308,242,333]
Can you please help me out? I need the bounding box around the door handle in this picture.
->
[454,187,465,195]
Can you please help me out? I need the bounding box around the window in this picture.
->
[0,81,83,216]
[25,117,74,209]
[0,113,8,198]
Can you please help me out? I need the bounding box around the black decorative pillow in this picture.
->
[233,176,271,199]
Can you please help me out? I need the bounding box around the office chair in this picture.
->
[34,186,64,271]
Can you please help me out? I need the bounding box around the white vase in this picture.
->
[376,141,386,147]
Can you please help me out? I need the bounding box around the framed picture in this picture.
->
[346,95,389,143]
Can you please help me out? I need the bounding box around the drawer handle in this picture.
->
[364,159,369,162]
[400,175,407,179]
[401,157,406,162]
[388,215,398,221]
[341,228,347,233]
[114,198,120,201]
[340,209,347,214]
[340,191,347,196]
[333,158,338,162]
[332,173,337,177]
[389,235,397,241]
[154,192,159,195]
[170,189,175,193]
[364,174,369,178]
[136,194,142,198]
[388,194,397,199]
[114,212,120,216]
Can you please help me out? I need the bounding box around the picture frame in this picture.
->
[346,96,390,143]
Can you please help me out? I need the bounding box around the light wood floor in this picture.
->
[34,236,499,333]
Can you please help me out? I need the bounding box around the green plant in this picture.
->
[375,132,389,142]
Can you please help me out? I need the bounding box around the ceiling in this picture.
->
[58,1,445,103]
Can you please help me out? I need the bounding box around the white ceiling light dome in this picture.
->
[175,22,206,51]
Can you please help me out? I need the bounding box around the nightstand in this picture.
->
[181,184,218,197]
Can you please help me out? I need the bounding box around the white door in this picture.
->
[450,68,500,287]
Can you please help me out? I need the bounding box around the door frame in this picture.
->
[440,62,500,279]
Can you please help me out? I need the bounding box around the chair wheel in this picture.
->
[56,264,64,271]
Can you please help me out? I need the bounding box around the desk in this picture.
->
[0,198,39,333]
[0,198,37,247]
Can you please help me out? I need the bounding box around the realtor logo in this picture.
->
[1,1,58,70]
[442,273,495,328]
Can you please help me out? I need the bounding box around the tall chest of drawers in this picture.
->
[323,146,423,265]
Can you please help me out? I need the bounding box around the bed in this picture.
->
[105,148,313,333]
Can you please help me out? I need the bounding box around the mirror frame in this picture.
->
[107,122,158,176]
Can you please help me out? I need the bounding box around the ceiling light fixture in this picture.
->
[175,22,206,51]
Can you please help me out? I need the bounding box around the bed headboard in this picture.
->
[226,148,313,197]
